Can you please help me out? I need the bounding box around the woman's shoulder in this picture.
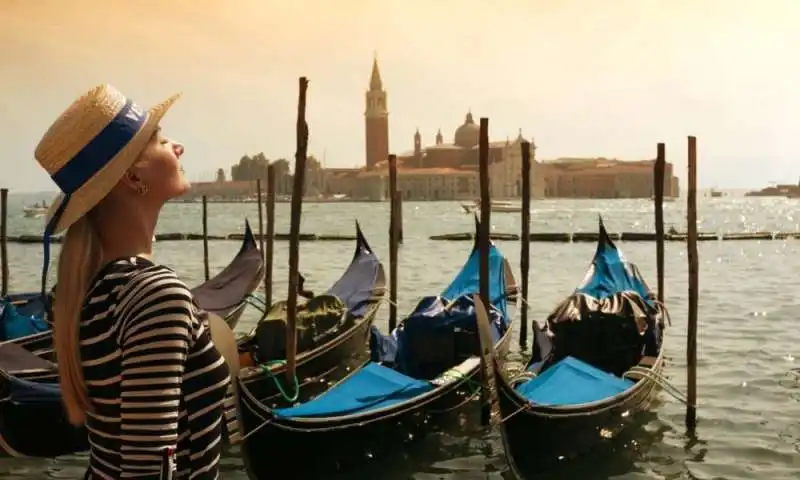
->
[93,257,200,343]
[92,256,187,293]
[90,257,193,315]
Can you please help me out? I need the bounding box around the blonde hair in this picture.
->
[53,215,102,425]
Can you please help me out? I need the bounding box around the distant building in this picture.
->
[539,158,680,199]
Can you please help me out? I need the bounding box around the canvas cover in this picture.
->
[370,243,512,379]
[255,295,349,362]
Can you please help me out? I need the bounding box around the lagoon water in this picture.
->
[1,194,799,479]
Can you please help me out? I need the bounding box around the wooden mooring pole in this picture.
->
[285,76,309,384]
[0,188,7,297]
[264,165,276,307]
[477,117,492,426]
[686,136,699,432]
[518,141,531,349]
[654,143,666,304]
[256,178,265,262]
[397,193,404,245]
[202,195,210,281]
[388,154,399,332]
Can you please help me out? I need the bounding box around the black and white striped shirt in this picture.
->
[80,256,230,479]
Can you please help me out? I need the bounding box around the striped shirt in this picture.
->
[80,256,230,479]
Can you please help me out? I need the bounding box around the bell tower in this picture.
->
[365,55,389,170]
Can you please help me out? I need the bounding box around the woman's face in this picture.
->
[131,127,189,202]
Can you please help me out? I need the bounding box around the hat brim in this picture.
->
[45,94,181,235]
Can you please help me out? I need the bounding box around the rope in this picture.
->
[509,370,537,387]
[622,366,693,407]
[257,360,300,403]
[425,367,485,414]
[244,294,268,314]
[239,416,273,442]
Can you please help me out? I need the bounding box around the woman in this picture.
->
[35,85,229,479]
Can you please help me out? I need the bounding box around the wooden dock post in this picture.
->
[256,179,265,261]
[477,117,492,426]
[0,188,8,297]
[654,143,666,304]
[397,192,404,244]
[285,76,309,384]
[686,136,699,432]
[388,154,399,332]
[519,141,531,349]
[202,195,210,281]
[264,165,276,307]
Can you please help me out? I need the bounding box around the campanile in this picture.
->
[364,56,389,170]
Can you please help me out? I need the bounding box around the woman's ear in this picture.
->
[119,171,145,195]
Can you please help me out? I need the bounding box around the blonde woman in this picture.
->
[35,85,229,479]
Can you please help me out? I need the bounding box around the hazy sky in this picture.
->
[2,0,799,192]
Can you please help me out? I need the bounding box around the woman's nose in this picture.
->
[173,143,185,157]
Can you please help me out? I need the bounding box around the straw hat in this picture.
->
[35,84,180,234]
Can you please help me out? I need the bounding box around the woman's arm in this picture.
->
[117,267,195,479]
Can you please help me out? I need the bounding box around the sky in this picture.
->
[1,0,799,192]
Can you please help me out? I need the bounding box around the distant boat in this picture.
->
[650,196,676,203]
[709,189,724,198]
[23,201,49,218]
[461,200,523,214]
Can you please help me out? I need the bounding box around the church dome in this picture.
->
[454,111,479,148]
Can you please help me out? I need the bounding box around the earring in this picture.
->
[138,184,149,196]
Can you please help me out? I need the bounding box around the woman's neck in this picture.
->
[92,197,161,264]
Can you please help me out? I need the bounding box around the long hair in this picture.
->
[53,215,102,425]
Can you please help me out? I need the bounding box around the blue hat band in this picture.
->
[50,99,147,195]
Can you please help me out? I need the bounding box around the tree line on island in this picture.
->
[204,152,325,198]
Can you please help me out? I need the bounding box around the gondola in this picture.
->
[232,221,386,444]
[0,220,263,458]
[236,222,517,479]
[0,341,84,457]
[479,217,669,478]
[0,219,263,352]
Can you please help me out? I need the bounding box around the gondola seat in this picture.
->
[515,356,634,407]
[548,310,646,378]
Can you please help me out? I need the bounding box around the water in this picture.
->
[2,194,800,479]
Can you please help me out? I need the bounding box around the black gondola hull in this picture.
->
[494,351,664,478]
[237,324,513,479]
[0,391,88,457]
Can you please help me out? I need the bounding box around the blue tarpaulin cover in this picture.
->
[273,362,433,418]
[516,356,634,406]
[0,293,49,341]
[574,223,653,306]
